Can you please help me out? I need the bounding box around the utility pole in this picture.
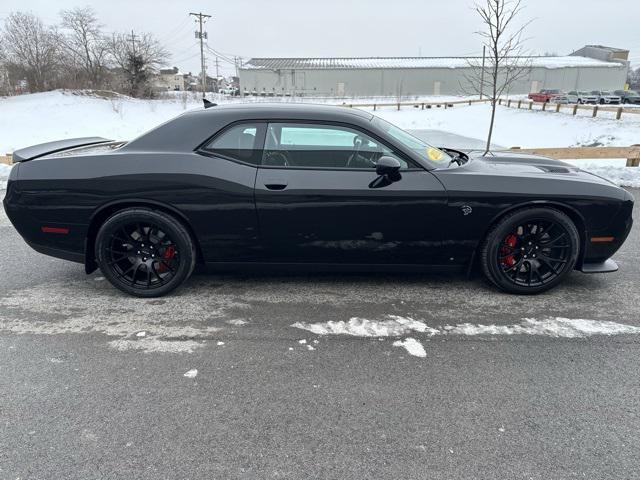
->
[127,30,138,56]
[215,56,220,81]
[190,12,211,98]
[480,45,486,100]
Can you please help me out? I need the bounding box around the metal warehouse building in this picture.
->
[239,45,629,97]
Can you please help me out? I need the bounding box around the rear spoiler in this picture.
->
[11,137,113,162]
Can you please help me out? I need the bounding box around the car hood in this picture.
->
[453,151,618,187]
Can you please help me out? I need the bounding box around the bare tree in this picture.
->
[107,32,170,97]
[463,0,532,154]
[59,6,109,88]
[1,12,62,92]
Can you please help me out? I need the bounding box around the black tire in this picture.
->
[480,207,580,294]
[95,208,196,297]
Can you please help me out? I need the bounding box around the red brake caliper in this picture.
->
[500,234,518,267]
[158,245,175,273]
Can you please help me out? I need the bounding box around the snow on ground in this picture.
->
[293,315,640,339]
[369,103,640,149]
[292,315,439,337]
[0,163,11,190]
[392,338,427,358]
[1,90,639,188]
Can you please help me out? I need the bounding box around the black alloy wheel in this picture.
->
[96,208,196,297]
[480,208,580,294]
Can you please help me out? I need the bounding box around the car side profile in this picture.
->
[570,91,599,104]
[527,89,561,103]
[614,90,640,104]
[3,103,634,297]
[591,90,621,104]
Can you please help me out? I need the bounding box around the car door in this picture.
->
[194,121,266,261]
[254,122,448,265]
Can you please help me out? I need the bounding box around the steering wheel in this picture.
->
[262,150,290,167]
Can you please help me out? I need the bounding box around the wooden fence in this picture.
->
[342,98,492,110]
[0,154,11,165]
[508,146,640,167]
[498,98,640,120]
[342,97,640,120]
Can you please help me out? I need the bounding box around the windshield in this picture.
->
[372,117,452,165]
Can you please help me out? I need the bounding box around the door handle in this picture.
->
[264,178,288,190]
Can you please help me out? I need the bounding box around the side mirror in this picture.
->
[376,156,401,177]
[369,156,402,189]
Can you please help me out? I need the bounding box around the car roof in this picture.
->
[122,102,375,154]
[188,102,374,121]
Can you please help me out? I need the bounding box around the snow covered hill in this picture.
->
[0,90,639,188]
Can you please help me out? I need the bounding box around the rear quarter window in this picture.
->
[201,123,264,165]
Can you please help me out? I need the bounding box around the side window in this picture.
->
[263,122,411,169]
[202,123,263,165]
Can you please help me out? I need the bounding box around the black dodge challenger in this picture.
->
[3,103,634,297]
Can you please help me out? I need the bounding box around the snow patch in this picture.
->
[293,316,640,339]
[110,338,203,354]
[448,317,640,337]
[183,369,198,378]
[393,338,427,357]
[0,279,243,353]
[292,315,439,337]
[226,319,248,326]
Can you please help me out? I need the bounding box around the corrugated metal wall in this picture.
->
[239,65,628,97]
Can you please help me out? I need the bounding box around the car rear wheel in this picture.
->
[95,208,196,297]
[480,208,580,294]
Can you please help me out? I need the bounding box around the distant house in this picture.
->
[200,75,229,93]
[155,67,186,91]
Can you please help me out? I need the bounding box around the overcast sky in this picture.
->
[2,0,639,76]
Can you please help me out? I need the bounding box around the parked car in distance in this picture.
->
[528,89,561,102]
[614,90,640,104]
[590,90,621,104]
[220,86,239,96]
[551,93,578,104]
[570,91,598,104]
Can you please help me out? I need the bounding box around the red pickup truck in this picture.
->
[527,89,562,102]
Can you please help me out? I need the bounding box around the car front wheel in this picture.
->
[95,208,196,297]
[480,208,580,294]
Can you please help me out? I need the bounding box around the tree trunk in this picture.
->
[484,99,497,155]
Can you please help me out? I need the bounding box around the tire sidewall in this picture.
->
[96,208,195,297]
[483,208,580,294]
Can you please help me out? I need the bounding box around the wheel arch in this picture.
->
[468,200,587,275]
[84,199,203,274]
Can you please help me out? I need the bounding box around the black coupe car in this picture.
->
[3,103,634,297]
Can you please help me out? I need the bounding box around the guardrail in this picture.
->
[499,98,640,119]
[508,146,640,167]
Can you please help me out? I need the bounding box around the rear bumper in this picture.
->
[579,259,618,273]
[26,241,85,264]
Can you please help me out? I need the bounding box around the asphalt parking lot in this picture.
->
[0,189,638,480]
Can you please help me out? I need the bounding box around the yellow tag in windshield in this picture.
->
[427,147,445,161]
